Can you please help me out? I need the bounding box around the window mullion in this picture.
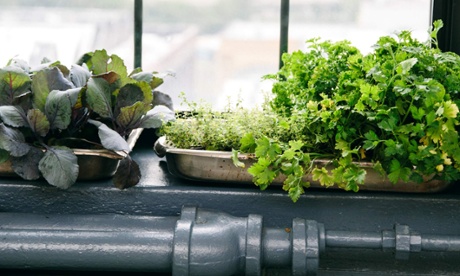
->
[279,0,290,69]
[432,0,460,55]
[134,0,143,68]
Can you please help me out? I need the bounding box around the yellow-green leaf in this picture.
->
[312,167,335,187]
[443,101,459,118]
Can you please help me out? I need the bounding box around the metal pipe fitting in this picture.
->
[173,206,259,275]
[326,225,412,260]
[0,207,460,275]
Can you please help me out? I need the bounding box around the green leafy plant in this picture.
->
[0,49,175,189]
[161,20,460,202]
[161,94,281,151]
[259,19,460,200]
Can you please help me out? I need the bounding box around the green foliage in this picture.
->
[38,146,79,189]
[162,20,460,202]
[160,95,280,151]
[0,65,32,106]
[251,138,312,202]
[264,19,460,196]
[0,50,175,189]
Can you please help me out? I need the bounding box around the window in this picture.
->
[142,0,433,109]
[0,1,133,67]
[0,0,436,109]
[289,0,432,53]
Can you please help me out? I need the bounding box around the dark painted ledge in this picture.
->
[0,132,459,275]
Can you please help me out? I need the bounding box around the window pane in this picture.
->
[1,1,432,109]
[143,0,432,109]
[289,0,432,54]
[142,0,281,109]
[0,1,133,68]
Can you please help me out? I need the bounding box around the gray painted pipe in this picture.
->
[0,213,177,272]
[422,235,460,252]
[0,207,460,275]
[326,231,383,249]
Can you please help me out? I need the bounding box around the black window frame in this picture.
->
[432,0,460,55]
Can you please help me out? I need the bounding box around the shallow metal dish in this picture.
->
[0,128,143,181]
[154,136,451,193]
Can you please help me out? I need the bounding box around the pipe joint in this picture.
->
[1,208,460,275]
[395,224,422,260]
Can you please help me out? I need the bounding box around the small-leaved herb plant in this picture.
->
[161,94,283,151]
[0,49,175,189]
[162,20,460,202]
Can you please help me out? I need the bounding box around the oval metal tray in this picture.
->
[154,136,451,193]
[0,128,143,181]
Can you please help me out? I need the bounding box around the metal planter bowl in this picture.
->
[154,136,451,193]
[0,128,143,181]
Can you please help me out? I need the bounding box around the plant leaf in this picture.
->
[388,159,412,183]
[115,82,153,119]
[150,76,164,90]
[0,123,30,157]
[312,167,335,187]
[11,147,44,180]
[240,132,256,153]
[152,90,173,110]
[287,185,304,203]
[377,116,397,132]
[442,101,459,118]
[0,66,31,105]
[107,54,128,79]
[0,106,27,127]
[130,71,164,89]
[117,102,146,130]
[281,148,296,160]
[397,58,418,75]
[364,130,379,141]
[27,109,50,137]
[289,140,304,151]
[247,157,276,187]
[8,58,30,73]
[32,67,74,111]
[0,148,9,163]
[343,166,366,185]
[90,49,112,75]
[86,75,116,119]
[255,136,281,160]
[91,49,128,78]
[39,146,79,189]
[70,64,91,87]
[45,88,80,129]
[116,83,145,106]
[30,60,61,73]
[113,156,141,189]
[139,105,176,129]
[88,119,130,154]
